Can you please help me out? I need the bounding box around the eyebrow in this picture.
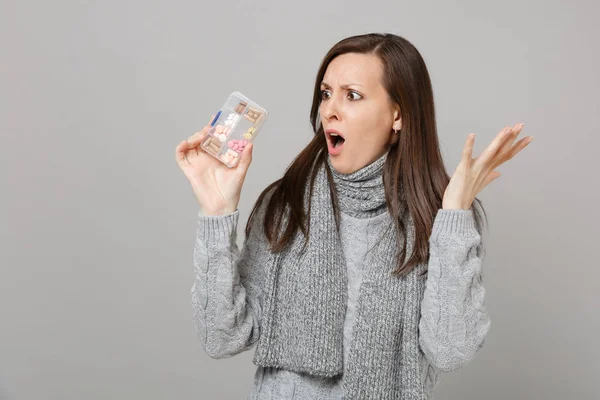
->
[320,81,364,89]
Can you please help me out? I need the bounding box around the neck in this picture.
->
[326,151,389,218]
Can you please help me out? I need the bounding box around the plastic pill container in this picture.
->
[200,91,268,168]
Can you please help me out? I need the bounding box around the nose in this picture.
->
[321,95,341,121]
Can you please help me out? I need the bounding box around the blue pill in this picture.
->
[210,110,222,126]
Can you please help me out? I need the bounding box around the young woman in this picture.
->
[176,33,532,400]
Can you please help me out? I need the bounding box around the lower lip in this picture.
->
[327,136,345,155]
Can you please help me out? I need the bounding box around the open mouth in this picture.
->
[326,129,346,151]
[330,134,345,147]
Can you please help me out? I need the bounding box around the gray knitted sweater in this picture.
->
[191,197,490,399]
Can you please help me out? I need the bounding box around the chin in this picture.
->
[328,158,355,174]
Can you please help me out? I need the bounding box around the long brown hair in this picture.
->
[245,33,488,277]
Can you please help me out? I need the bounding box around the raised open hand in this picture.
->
[443,123,533,210]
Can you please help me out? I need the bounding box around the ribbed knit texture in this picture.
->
[326,154,389,219]
[249,151,426,399]
[191,151,491,399]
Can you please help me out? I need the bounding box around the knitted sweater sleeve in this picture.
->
[418,204,491,372]
[190,207,266,359]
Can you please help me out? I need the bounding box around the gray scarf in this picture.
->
[253,150,428,399]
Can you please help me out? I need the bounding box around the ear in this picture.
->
[388,109,402,146]
[392,109,402,131]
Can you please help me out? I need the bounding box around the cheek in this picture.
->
[348,113,390,147]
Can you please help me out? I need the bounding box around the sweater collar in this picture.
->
[326,150,388,218]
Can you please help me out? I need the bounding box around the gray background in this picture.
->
[1,0,598,399]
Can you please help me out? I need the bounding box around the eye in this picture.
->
[348,91,362,101]
[320,89,363,101]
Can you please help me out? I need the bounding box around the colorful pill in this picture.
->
[234,101,248,114]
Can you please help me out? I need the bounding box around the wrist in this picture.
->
[199,205,237,216]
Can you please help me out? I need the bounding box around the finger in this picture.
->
[504,135,534,161]
[187,130,207,145]
[176,132,205,160]
[461,133,476,166]
[186,126,213,151]
[195,119,216,140]
[488,126,529,170]
[184,114,215,150]
[175,140,191,165]
[479,124,518,164]
[208,114,216,125]
[237,142,254,172]
[495,123,524,158]
[177,115,216,165]
[482,126,512,158]
[482,170,502,188]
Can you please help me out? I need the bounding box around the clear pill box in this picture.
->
[200,91,268,168]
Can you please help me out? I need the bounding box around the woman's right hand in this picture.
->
[176,115,254,216]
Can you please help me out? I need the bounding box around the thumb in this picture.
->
[237,142,254,171]
[482,170,501,188]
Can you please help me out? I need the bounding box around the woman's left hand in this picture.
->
[442,123,533,210]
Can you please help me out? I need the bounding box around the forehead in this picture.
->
[322,52,384,88]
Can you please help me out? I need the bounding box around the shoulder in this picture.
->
[246,183,280,239]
